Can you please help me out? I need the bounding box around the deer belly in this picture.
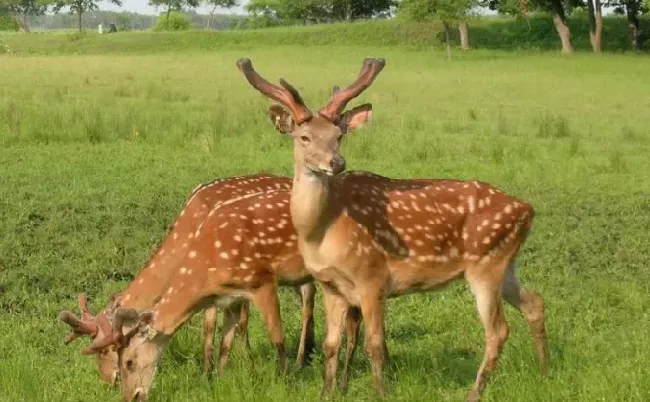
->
[311,266,361,306]
[274,255,312,286]
[387,261,465,297]
[214,293,247,309]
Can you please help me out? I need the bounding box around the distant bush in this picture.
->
[0,13,19,32]
[0,40,10,54]
[153,11,191,32]
[67,30,89,42]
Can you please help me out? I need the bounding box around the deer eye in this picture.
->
[299,135,311,143]
[126,359,134,370]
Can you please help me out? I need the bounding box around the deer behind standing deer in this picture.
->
[58,174,317,386]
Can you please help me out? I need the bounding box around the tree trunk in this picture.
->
[625,2,640,50]
[166,5,171,22]
[12,15,29,32]
[458,20,470,50]
[587,0,603,52]
[443,21,452,60]
[550,0,574,55]
[22,14,30,32]
[207,4,217,29]
[78,9,83,31]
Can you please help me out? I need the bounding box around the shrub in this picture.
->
[0,40,10,54]
[153,11,191,32]
[0,13,19,32]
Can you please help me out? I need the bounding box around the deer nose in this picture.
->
[330,156,346,174]
[132,389,145,402]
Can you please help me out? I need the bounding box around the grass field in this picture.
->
[1,33,650,402]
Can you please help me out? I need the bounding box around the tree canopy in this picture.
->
[245,0,395,24]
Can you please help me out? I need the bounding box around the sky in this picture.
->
[101,0,250,15]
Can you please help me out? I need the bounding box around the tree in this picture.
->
[245,0,394,25]
[149,0,199,23]
[329,0,396,20]
[548,0,574,54]
[203,0,237,29]
[53,0,122,31]
[586,0,603,52]
[482,0,577,55]
[399,0,477,57]
[606,0,648,49]
[0,0,50,32]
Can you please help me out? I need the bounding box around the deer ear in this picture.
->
[268,104,295,135]
[339,103,373,134]
[138,311,154,327]
[112,307,140,336]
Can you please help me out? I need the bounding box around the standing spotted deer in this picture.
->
[58,174,318,385]
[235,57,549,401]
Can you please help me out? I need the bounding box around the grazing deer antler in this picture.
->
[236,58,313,125]
[238,57,548,401]
[58,294,99,344]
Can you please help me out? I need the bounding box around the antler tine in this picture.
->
[318,58,386,123]
[236,58,313,125]
[81,331,119,355]
[58,310,98,344]
[78,293,94,321]
[58,293,101,344]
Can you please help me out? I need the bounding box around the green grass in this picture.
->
[1,40,650,402]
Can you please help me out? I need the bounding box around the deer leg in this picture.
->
[202,305,218,376]
[502,262,549,375]
[295,282,316,367]
[359,290,388,399]
[251,282,287,374]
[466,268,510,402]
[320,287,348,397]
[340,306,361,395]
[236,301,253,356]
[382,325,390,368]
[217,302,245,376]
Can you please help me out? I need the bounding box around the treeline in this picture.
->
[1,0,649,53]
[4,9,244,31]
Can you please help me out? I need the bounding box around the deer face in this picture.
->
[116,333,163,402]
[267,104,373,176]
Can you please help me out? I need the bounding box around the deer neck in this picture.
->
[149,289,214,336]
[290,163,341,244]
[116,257,177,310]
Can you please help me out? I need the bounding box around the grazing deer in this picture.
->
[235,58,549,401]
[58,174,318,385]
[61,186,379,402]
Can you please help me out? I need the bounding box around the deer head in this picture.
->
[81,306,164,402]
[57,294,120,385]
[236,58,386,177]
